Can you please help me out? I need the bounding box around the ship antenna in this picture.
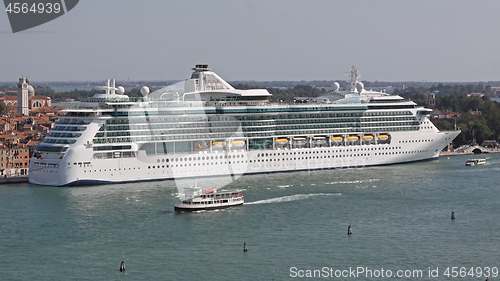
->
[345,66,360,91]
[100,79,118,95]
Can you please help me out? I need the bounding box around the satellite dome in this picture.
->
[332,82,340,92]
[356,82,364,93]
[28,85,35,96]
[140,86,150,97]
[116,86,125,95]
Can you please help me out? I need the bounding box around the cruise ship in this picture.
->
[29,65,460,186]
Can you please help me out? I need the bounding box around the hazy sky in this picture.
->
[1,0,500,83]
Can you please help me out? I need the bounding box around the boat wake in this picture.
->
[326,179,379,185]
[245,193,341,205]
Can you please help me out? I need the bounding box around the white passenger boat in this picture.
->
[174,186,244,212]
[465,158,486,166]
[29,65,461,186]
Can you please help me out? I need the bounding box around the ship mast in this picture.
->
[346,66,361,92]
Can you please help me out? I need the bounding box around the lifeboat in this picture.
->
[212,141,227,148]
[196,142,209,149]
[274,138,289,143]
[331,136,343,142]
[362,135,374,140]
[292,137,307,148]
[377,134,389,140]
[231,140,245,147]
[347,136,359,141]
[312,136,327,146]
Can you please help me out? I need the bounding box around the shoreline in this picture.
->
[0,176,29,184]
[440,148,500,157]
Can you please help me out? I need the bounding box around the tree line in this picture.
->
[395,85,500,146]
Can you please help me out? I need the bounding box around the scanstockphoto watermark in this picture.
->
[290,267,424,278]
[290,266,499,278]
[3,0,79,33]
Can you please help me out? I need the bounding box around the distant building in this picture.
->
[467,92,484,97]
[427,92,436,109]
[0,140,30,177]
[469,109,482,115]
[482,140,498,148]
[17,77,30,115]
[431,109,460,120]
[431,109,445,119]
[441,110,461,119]
[1,95,52,113]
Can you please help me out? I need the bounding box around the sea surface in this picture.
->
[1,154,499,280]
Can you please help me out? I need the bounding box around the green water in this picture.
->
[1,154,499,280]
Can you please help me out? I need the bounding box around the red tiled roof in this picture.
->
[0,96,17,100]
[31,96,51,100]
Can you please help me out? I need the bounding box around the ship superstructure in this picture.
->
[29,65,460,186]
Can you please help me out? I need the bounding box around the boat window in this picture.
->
[34,145,69,153]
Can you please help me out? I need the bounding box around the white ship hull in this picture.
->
[29,130,460,186]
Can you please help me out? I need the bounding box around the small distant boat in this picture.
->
[174,185,244,212]
[465,158,486,166]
